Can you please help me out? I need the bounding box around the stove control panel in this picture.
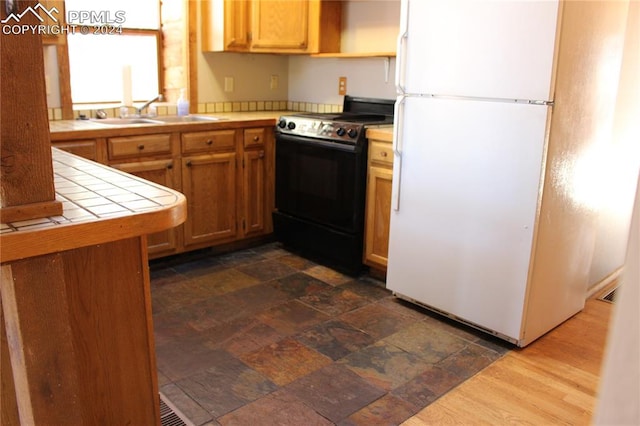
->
[277,117,362,143]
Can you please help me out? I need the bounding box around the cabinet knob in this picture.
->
[137,144,145,150]
[380,151,388,157]
[166,163,173,170]
[253,136,260,142]
[186,160,192,167]
[206,139,213,145]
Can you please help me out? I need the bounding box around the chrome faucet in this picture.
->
[136,94,163,116]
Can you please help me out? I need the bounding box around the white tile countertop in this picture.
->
[0,149,186,263]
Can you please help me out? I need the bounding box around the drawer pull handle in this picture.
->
[206,139,213,145]
[253,136,260,142]
[380,151,388,157]
[137,144,145,150]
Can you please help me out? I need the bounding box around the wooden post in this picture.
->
[0,260,85,425]
[0,0,62,222]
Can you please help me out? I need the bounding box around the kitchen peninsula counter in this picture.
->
[0,148,186,425]
[0,148,187,263]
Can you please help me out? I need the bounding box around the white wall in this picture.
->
[288,56,396,105]
[595,173,640,425]
[195,0,289,104]
[197,52,289,102]
[287,0,400,105]
[594,3,640,422]
[43,45,61,108]
[587,0,640,289]
[341,0,399,53]
[191,0,403,106]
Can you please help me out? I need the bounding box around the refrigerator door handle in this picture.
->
[392,96,405,211]
[395,0,409,94]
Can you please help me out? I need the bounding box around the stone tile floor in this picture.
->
[150,243,511,426]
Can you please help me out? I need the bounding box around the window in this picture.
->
[65,0,161,104]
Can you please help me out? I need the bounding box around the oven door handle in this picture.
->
[276,134,359,153]
[391,96,405,211]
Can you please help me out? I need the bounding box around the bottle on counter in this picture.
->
[177,89,189,116]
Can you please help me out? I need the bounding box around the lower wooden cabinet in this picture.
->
[111,159,179,255]
[181,127,273,247]
[240,127,271,238]
[364,131,394,273]
[365,165,393,269]
[242,147,266,237]
[182,152,238,247]
[52,123,275,258]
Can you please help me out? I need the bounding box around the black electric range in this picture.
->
[273,96,395,275]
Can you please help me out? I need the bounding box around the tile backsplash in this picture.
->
[48,100,342,121]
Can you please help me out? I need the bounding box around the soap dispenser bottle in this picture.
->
[177,89,189,116]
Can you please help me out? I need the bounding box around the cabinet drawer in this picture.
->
[243,128,265,148]
[182,130,236,154]
[369,141,393,166]
[53,140,98,161]
[108,134,171,160]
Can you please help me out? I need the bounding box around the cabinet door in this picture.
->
[364,165,393,269]
[202,0,250,51]
[250,0,309,51]
[225,0,250,50]
[241,149,265,238]
[113,160,179,255]
[182,153,237,246]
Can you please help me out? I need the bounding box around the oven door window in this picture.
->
[276,137,363,232]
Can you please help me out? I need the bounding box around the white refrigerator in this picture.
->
[387,0,585,346]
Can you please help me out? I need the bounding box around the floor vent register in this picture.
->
[599,287,618,303]
[160,393,192,426]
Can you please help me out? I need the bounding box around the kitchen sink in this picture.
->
[150,115,225,123]
[90,118,160,125]
[89,115,225,126]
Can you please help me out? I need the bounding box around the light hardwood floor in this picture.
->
[404,297,613,425]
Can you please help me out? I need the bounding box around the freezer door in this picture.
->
[386,97,549,340]
[400,0,559,101]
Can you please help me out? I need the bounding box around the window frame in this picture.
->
[62,1,164,108]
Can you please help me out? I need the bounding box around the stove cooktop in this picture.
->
[290,112,393,124]
[276,114,393,144]
[276,96,395,144]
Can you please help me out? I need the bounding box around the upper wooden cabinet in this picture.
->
[201,0,341,54]
[250,0,309,51]
[202,0,250,51]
